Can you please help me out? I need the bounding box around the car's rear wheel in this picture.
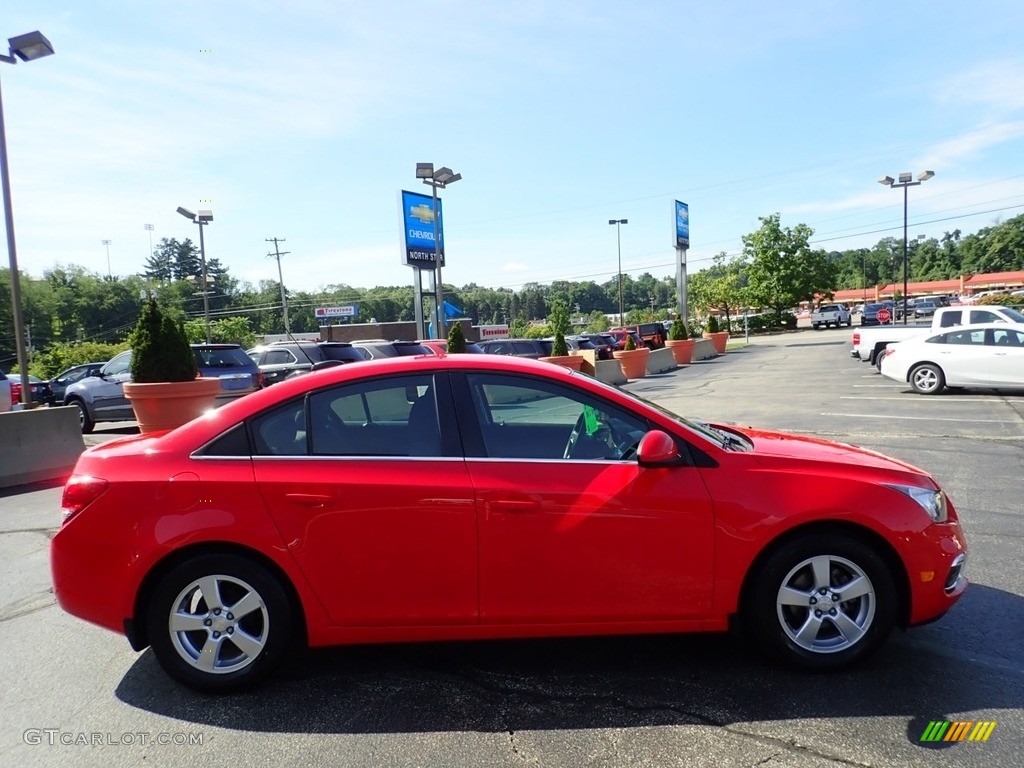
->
[146,554,294,692]
[745,534,896,669]
[909,363,945,395]
[69,399,94,433]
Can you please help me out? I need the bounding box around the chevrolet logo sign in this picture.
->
[410,204,435,224]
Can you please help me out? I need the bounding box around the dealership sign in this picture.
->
[401,190,445,269]
[315,305,357,319]
[675,200,689,249]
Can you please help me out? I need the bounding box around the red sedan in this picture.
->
[52,355,967,692]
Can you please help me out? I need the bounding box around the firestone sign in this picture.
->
[315,305,357,319]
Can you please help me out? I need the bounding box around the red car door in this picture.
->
[252,373,478,626]
[459,372,716,624]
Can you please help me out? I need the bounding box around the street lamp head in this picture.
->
[8,31,54,62]
[918,170,935,182]
[878,175,894,186]
[176,206,196,221]
[609,219,628,225]
[898,172,913,183]
[197,210,213,222]
[415,162,434,179]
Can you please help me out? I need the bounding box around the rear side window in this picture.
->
[194,347,254,368]
[939,310,962,327]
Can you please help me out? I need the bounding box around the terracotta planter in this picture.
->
[124,377,222,434]
[665,338,696,365]
[612,347,650,379]
[703,331,730,355]
[538,355,585,372]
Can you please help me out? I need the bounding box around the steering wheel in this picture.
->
[563,412,587,459]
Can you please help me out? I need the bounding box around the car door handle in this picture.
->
[285,493,332,508]
[487,499,540,514]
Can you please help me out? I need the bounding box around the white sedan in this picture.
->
[880,322,1024,394]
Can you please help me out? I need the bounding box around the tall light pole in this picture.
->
[416,163,461,339]
[609,219,628,326]
[878,171,934,325]
[144,223,154,263]
[176,206,213,342]
[101,239,111,278]
[1,31,53,406]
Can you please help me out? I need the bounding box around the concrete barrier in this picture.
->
[693,339,717,360]
[0,406,85,488]
[646,348,678,375]
[595,359,626,385]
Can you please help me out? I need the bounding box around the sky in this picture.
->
[2,1,1024,295]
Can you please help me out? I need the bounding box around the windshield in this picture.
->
[1003,307,1024,323]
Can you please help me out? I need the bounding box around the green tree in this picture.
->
[744,213,834,315]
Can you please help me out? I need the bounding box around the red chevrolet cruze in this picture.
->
[51,354,967,692]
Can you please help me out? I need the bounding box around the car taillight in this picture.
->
[884,347,896,357]
[10,382,21,401]
[852,331,860,345]
[61,475,109,524]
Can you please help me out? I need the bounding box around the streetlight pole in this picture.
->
[144,223,154,264]
[878,171,934,325]
[102,239,111,278]
[176,207,213,342]
[609,219,628,326]
[1,31,54,407]
[416,163,461,339]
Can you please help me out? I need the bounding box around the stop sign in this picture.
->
[877,307,892,323]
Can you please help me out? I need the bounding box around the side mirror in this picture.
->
[636,430,684,467]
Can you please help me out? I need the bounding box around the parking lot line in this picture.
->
[840,395,1001,402]
[821,411,1015,423]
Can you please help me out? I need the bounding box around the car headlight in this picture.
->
[885,484,947,523]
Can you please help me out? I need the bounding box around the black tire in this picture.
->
[909,363,945,395]
[875,354,884,373]
[146,553,295,692]
[846,319,852,327]
[812,324,820,331]
[69,399,95,433]
[744,534,896,670]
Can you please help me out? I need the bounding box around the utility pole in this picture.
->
[266,237,291,338]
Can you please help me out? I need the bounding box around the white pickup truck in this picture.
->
[811,304,852,329]
[851,304,1024,366]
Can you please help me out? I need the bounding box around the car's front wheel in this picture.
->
[745,534,896,669]
[146,554,295,692]
[69,399,94,433]
[909,363,945,395]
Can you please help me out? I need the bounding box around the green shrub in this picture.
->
[31,341,129,379]
[446,322,467,353]
[624,333,637,351]
[976,293,1023,307]
[129,298,197,383]
[706,315,720,333]
[552,331,569,357]
[669,317,688,341]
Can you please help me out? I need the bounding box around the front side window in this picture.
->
[465,373,647,461]
[263,349,296,365]
[104,351,132,376]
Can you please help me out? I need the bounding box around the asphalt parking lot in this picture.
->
[1,329,1021,768]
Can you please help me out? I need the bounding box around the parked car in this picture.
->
[419,339,484,354]
[613,323,666,349]
[248,341,364,385]
[913,299,941,318]
[880,322,1024,394]
[349,340,434,359]
[10,375,53,406]
[603,329,646,350]
[811,304,852,329]
[47,362,105,406]
[0,370,11,412]
[583,333,617,360]
[64,344,261,433]
[52,354,968,692]
[477,338,548,358]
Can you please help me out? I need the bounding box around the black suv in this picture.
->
[247,341,364,385]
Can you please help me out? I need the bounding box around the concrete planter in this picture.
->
[538,355,586,372]
[612,347,650,379]
[665,338,695,365]
[124,377,222,434]
[703,331,730,355]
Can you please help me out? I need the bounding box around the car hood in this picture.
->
[718,423,932,479]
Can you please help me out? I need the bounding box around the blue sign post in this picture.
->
[674,200,689,321]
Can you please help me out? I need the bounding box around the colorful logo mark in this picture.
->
[409,203,435,224]
[920,721,996,743]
